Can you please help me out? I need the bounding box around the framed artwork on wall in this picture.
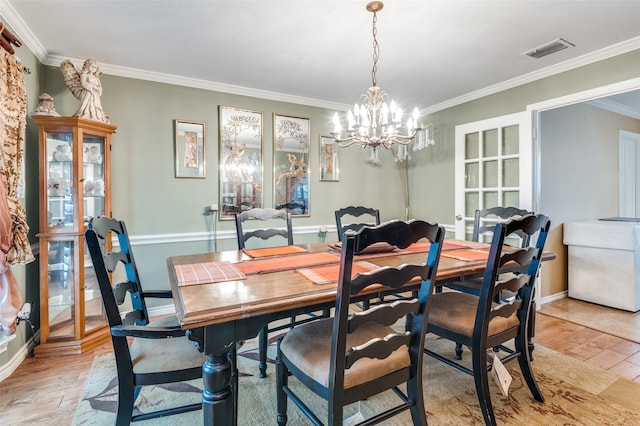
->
[174,120,205,178]
[273,113,310,216]
[319,135,339,181]
[219,106,263,220]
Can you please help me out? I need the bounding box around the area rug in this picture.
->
[540,297,640,344]
[73,333,640,425]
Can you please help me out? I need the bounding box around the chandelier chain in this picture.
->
[371,11,379,87]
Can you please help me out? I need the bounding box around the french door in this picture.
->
[454,112,532,239]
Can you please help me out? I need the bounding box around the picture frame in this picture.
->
[174,120,205,178]
[273,113,310,216]
[219,106,263,219]
[319,135,339,181]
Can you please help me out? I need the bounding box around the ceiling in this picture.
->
[4,0,640,113]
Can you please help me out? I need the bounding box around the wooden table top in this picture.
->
[167,239,509,330]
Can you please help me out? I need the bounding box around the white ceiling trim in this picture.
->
[587,98,640,120]
[422,36,640,116]
[4,0,640,116]
[0,0,47,61]
[43,54,351,111]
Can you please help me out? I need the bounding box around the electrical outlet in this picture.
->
[18,302,31,320]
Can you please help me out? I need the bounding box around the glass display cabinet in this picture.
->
[32,116,117,356]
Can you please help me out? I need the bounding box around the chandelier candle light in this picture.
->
[331,1,435,164]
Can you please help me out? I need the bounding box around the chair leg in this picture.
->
[472,349,496,426]
[455,342,463,360]
[528,301,536,360]
[276,344,288,426]
[116,380,135,426]
[259,326,268,378]
[407,375,428,426]
[516,334,544,402]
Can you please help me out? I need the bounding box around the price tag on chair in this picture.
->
[343,412,365,426]
[490,352,512,396]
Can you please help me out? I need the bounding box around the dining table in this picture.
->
[167,238,554,425]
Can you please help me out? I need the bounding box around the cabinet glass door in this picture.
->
[82,134,106,225]
[45,132,74,228]
[83,238,105,334]
[46,239,75,339]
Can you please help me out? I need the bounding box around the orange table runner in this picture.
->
[297,261,379,285]
[441,249,490,262]
[175,261,247,286]
[327,241,473,261]
[235,252,339,275]
[243,245,307,258]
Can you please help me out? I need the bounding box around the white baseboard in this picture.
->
[0,331,39,382]
[540,291,568,306]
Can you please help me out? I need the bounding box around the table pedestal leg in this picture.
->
[203,353,234,425]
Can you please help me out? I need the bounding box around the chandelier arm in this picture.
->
[333,135,367,148]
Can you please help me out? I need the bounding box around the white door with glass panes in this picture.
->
[454,112,532,240]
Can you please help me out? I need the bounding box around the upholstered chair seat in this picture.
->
[428,292,519,337]
[279,318,410,389]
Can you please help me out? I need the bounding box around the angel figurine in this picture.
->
[60,58,110,123]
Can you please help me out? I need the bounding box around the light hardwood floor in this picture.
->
[1,298,639,425]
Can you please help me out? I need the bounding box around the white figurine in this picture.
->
[31,93,60,117]
[60,58,110,123]
[53,144,72,161]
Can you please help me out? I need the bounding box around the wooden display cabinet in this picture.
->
[32,116,116,356]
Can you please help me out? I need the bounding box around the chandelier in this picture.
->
[331,1,435,164]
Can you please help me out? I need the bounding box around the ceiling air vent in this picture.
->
[523,38,575,59]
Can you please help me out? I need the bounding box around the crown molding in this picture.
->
[423,36,640,115]
[0,1,47,62]
[3,2,639,115]
[587,98,640,119]
[44,54,350,111]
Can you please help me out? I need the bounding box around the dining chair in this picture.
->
[85,218,204,425]
[425,214,550,426]
[447,206,535,359]
[473,206,533,246]
[334,206,383,310]
[334,205,381,242]
[235,207,327,378]
[276,219,445,426]
[235,207,294,249]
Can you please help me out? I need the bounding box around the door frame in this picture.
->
[527,76,640,214]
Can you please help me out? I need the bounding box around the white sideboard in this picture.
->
[564,219,640,312]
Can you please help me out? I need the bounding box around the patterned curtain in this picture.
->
[0,48,33,265]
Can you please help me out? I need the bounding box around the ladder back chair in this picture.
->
[235,207,327,378]
[334,206,381,242]
[335,206,383,310]
[86,217,204,425]
[448,206,536,359]
[235,207,293,249]
[276,219,445,426]
[473,206,533,246]
[425,214,550,426]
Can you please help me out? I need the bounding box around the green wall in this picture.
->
[3,30,640,372]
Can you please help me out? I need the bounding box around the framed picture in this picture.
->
[219,106,263,219]
[319,135,339,181]
[273,113,310,216]
[174,120,205,178]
